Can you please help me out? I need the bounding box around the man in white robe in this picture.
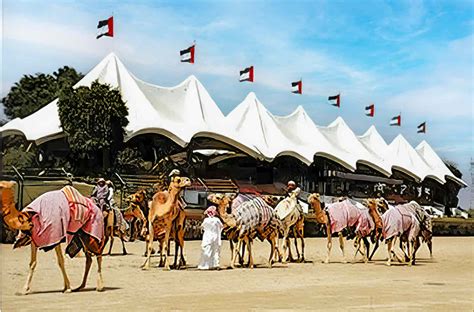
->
[198,206,223,270]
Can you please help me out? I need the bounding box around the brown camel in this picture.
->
[207,193,281,268]
[124,190,148,241]
[0,181,105,294]
[308,193,333,263]
[142,176,191,270]
[352,198,383,263]
[103,208,128,255]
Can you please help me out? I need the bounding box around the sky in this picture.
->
[1,0,473,207]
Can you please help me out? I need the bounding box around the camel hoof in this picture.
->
[385,262,391,266]
[18,288,30,296]
[63,288,72,294]
[96,286,104,292]
[72,285,86,292]
[163,267,171,271]
[141,264,150,270]
[323,259,329,264]
[123,251,128,255]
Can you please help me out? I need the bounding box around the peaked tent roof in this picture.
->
[0,53,261,158]
[386,134,443,183]
[319,117,392,176]
[272,106,357,170]
[415,140,467,186]
[226,92,310,163]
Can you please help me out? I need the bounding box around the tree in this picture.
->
[57,81,128,172]
[2,66,83,119]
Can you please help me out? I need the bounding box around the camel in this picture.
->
[207,193,281,268]
[0,181,105,294]
[103,206,129,255]
[273,191,305,263]
[352,198,384,262]
[308,193,373,264]
[142,176,191,270]
[124,190,148,242]
[381,201,424,266]
[263,194,304,263]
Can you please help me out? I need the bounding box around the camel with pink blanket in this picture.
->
[308,194,374,263]
[382,201,431,266]
[0,181,105,294]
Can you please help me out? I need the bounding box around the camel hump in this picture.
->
[153,191,169,204]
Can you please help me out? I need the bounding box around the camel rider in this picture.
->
[286,180,304,213]
[91,178,109,211]
[169,169,187,210]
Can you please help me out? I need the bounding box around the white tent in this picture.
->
[272,106,357,170]
[319,117,392,176]
[226,92,309,163]
[385,134,444,183]
[416,140,467,186]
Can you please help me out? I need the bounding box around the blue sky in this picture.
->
[2,0,473,207]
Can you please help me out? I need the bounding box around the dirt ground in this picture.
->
[1,237,473,311]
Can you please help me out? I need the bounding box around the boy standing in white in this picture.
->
[198,206,223,270]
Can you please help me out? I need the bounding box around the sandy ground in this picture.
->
[1,237,473,311]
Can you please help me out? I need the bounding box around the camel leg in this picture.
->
[54,245,71,293]
[369,239,379,260]
[338,232,347,263]
[241,241,247,266]
[324,225,332,264]
[363,237,370,263]
[299,234,305,262]
[142,220,154,270]
[407,240,414,266]
[246,238,254,269]
[231,240,240,269]
[107,228,114,255]
[178,232,186,269]
[120,233,128,255]
[96,255,104,291]
[293,236,300,261]
[162,231,172,270]
[73,252,92,291]
[281,228,290,264]
[287,237,295,262]
[386,238,393,266]
[21,243,38,295]
[268,237,275,268]
[427,239,433,258]
[353,236,361,262]
[229,240,234,266]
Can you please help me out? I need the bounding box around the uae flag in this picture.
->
[390,114,401,126]
[365,104,375,117]
[180,44,195,63]
[96,16,113,39]
[239,66,254,82]
[291,80,302,94]
[328,94,340,107]
[417,122,426,133]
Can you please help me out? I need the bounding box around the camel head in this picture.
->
[207,193,235,207]
[169,176,192,190]
[308,193,321,205]
[376,197,390,213]
[127,189,147,208]
[365,198,378,210]
[261,195,282,208]
[0,181,33,231]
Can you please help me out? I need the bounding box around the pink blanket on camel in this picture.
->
[327,200,374,236]
[382,203,420,241]
[24,188,104,250]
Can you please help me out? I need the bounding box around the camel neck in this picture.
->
[217,200,236,227]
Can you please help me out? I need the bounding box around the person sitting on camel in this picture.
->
[169,169,187,210]
[286,180,304,213]
[91,178,109,211]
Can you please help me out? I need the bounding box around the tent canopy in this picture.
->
[0,52,465,186]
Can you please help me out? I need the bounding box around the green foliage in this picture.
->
[114,147,150,172]
[2,66,83,119]
[1,143,37,169]
[57,81,128,160]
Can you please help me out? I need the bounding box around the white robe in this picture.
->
[198,217,223,270]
